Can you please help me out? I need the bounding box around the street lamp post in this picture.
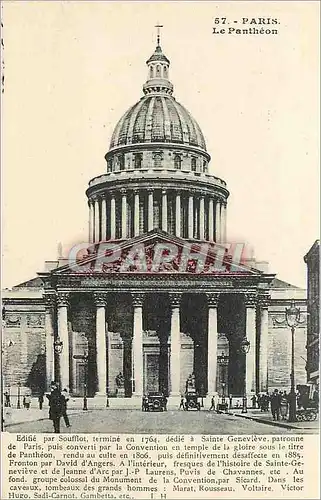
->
[83,349,88,411]
[53,336,63,388]
[274,301,303,423]
[217,353,229,411]
[285,301,302,423]
[221,383,226,405]
[240,337,250,414]
[17,382,21,409]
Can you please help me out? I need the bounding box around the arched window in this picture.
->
[153,152,163,168]
[150,66,154,78]
[174,154,182,170]
[191,157,197,172]
[156,65,161,77]
[203,160,207,173]
[163,66,168,78]
[134,153,143,169]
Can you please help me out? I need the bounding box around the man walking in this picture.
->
[61,388,71,428]
[38,393,44,410]
[46,383,64,433]
[270,389,281,421]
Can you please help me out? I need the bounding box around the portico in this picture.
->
[41,233,272,408]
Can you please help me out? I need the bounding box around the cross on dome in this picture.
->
[155,23,163,46]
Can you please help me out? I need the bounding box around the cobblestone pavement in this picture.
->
[4,409,318,434]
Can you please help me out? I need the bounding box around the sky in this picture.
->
[2,1,319,289]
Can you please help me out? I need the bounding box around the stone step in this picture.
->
[67,397,141,410]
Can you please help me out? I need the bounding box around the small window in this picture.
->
[134,153,143,169]
[150,66,154,78]
[156,65,161,77]
[203,160,207,173]
[107,160,112,173]
[174,154,182,170]
[163,66,168,78]
[191,157,197,172]
[119,155,125,171]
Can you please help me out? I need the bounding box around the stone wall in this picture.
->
[3,306,46,395]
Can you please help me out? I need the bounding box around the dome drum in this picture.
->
[106,147,210,175]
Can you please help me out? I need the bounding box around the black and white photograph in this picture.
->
[1,1,319,499]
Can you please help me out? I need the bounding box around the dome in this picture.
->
[109,94,207,151]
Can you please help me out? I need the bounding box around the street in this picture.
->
[4,408,316,434]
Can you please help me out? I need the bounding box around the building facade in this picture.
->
[304,240,320,392]
[2,39,307,408]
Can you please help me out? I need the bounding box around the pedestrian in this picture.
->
[312,388,319,408]
[38,393,44,410]
[262,393,270,412]
[280,391,289,420]
[179,397,185,410]
[270,389,281,421]
[209,396,215,411]
[46,382,64,433]
[61,388,71,428]
[23,394,31,409]
[257,394,261,410]
[251,394,257,409]
[163,395,168,411]
[4,391,11,407]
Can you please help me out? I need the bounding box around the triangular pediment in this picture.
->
[51,229,264,276]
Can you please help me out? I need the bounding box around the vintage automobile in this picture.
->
[184,392,201,411]
[142,393,167,412]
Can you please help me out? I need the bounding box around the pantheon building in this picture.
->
[2,37,307,408]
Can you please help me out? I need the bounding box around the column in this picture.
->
[89,201,94,243]
[148,189,154,232]
[57,293,70,391]
[94,293,107,395]
[207,293,219,396]
[45,295,55,390]
[259,295,270,392]
[169,294,181,398]
[134,190,140,236]
[101,197,107,241]
[132,294,144,397]
[245,294,257,395]
[188,195,194,239]
[121,191,127,239]
[215,200,221,243]
[94,198,100,243]
[221,202,227,243]
[199,196,205,240]
[208,198,214,242]
[175,192,181,237]
[110,194,116,240]
[162,190,168,232]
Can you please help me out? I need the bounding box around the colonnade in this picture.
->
[88,189,227,244]
[45,291,270,399]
